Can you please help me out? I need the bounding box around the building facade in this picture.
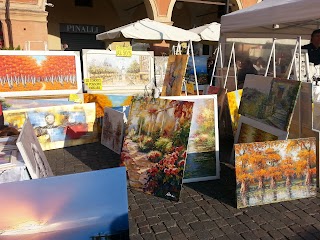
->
[0,0,260,51]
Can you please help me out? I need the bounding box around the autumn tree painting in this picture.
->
[235,138,317,208]
[121,96,194,201]
[0,55,77,92]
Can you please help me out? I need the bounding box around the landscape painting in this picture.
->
[154,56,169,90]
[227,89,243,135]
[101,107,126,154]
[162,95,219,183]
[161,55,189,96]
[235,138,317,208]
[0,165,30,184]
[0,51,82,97]
[2,98,72,111]
[82,49,154,93]
[0,167,129,240]
[239,75,301,131]
[16,119,53,179]
[121,96,194,201]
[185,56,208,85]
[4,103,97,150]
[235,116,288,144]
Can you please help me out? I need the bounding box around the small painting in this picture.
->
[235,138,317,208]
[82,49,154,94]
[185,56,208,85]
[101,107,126,154]
[227,89,243,135]
[161,55,189,96]
[16,119,53,179]
[239,75,301,131]
[154,56,169,90]
[121,96,194,201]
[0,51,82,97]
[2,98,72,111]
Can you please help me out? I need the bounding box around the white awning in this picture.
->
[189,22,220,41]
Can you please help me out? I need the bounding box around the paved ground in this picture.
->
[45,142,320,240]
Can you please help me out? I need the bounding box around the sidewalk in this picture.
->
[45,143,320,240]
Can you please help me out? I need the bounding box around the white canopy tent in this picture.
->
[189,22,220,42]
[96,18,201,42]
[220,0,320,39]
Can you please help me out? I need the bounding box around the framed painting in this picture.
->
[0,50,82,97]
[0,167,129,239]
[82,49,154,94]
[239,75,301,131]
[161,54,189,96]
[16,119,53,179]
[235,116,288,144]
[121,96,194,201]
[235,138,317,208]
[4,103,98,151]
[162,95,219,183]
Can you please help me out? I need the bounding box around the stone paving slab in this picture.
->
[45,142,320,240]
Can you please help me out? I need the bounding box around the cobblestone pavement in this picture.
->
[45,143,320,240]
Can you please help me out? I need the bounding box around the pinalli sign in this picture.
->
[60,24,105,34]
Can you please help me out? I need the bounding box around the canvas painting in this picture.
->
[239,75,301,131]
[4,103,97,151]
[2,98,73,111]
[162,95,219,183]
[0,167,129,240]
[121,96,194,201]
[235,138,317,208]
[101,107,127,154]
[0,165,30,184]
[227,89,243,135]
[161,54,189,96]
[185,56,208,85]
[235,116,288,144]
[16,119,53,179]
[82,49,154,94]
[154,56,169,90]
[312,85,320,132]
[0,51,82,97]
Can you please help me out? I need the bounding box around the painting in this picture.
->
[16,119,53,179]
[0,165,30,184]
[161,54,189,96]
[2,98,72,111]
[4,103,97,151]
[227,89,243,135]
[239,75,301,131]
[312,85,320,132]
[82,49,154,94]
[185,56,208,85]
[101,107,127,154]
[162,95,219,183]
[235,138,317,208]
[235,116,288,144]
[0,50,82,97]
[0,167,129,240]
[121,96,194,201]
[154,56,169,90]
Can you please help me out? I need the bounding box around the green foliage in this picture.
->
[172,122,191,147]
[155,137,173,154]
[138,136,154,152]
[0,45,21,50]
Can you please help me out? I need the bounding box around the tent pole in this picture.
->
[286,39,299,80]
[189,40,199,95]
[264,38,276,77]
[298,36,302,138]
[223,42,234,89]
[210,43,220,86]
[225,0,230,14]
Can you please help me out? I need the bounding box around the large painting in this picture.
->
[0,167,129,240]
[239,75,301,131]
[185,56,208,85]
[161,55,189,96]
[16,119,53,179]
[82,49,154,94]
[162,95,219,183]
[235,138,317,208]
[121,96,194,201]
[101,107,127,154]
[0,51,82,97]
[4,103,97,151]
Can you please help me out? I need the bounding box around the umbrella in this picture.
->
[189,22,220,42]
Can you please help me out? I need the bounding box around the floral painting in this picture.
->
[82,50,153,94]
[0,51,82,97]
[161,55,189,96]
[239,75,301,131]
[101,107,126,154]
[235,138,317,208]
[121,96,194,201]
[4,103,98,150]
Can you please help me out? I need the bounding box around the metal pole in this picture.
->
[225,0,230,14]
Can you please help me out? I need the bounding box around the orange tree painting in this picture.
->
[0,55,77,92]
[235,138,316,208]
[121,96,194,201]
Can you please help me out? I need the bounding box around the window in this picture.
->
[75,0,93,7]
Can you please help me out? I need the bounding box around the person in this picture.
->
[207,57,215,85]
[237,58,258,89]
[302,29,320,65]
[253,57,266,74]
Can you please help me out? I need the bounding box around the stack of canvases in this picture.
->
[119,53,220,202]
[233,74,317,208]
